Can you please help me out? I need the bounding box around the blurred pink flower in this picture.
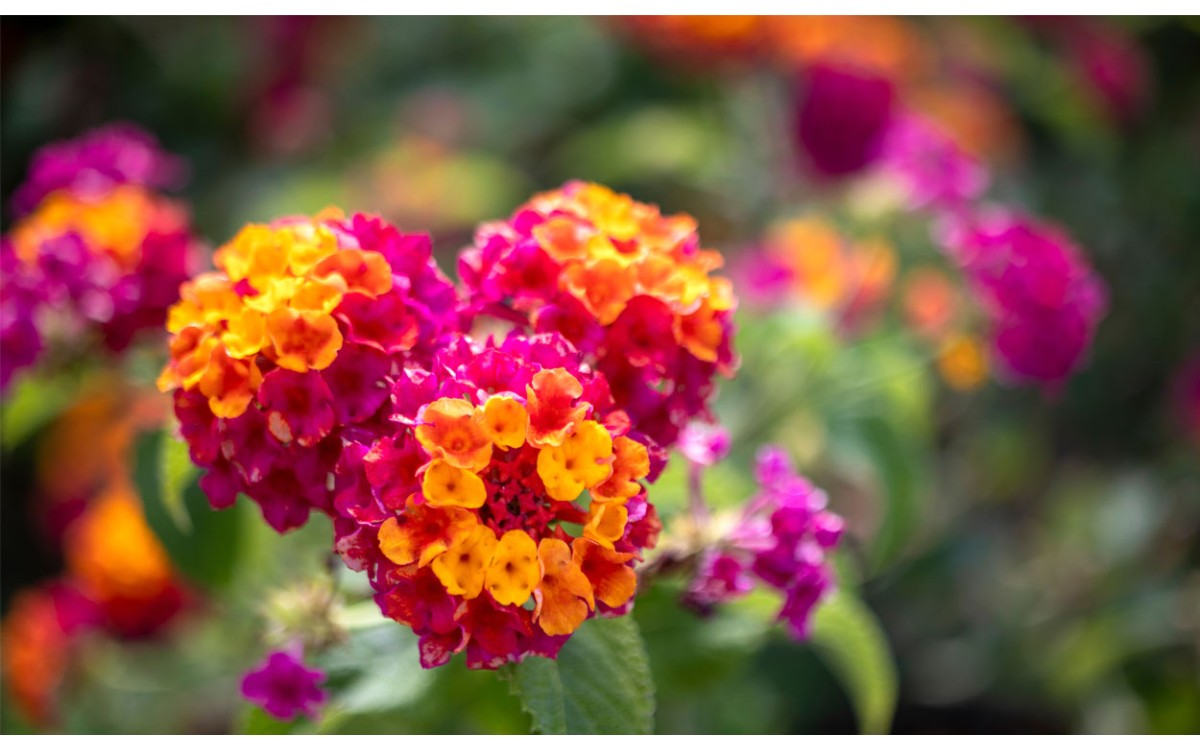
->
[240,647,328,722]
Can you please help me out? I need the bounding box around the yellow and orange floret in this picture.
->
[348,353,662,669]
[459,180,737,449]
[157,211,459,532]
[157,212,387,419]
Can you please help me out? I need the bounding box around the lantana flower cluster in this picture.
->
[0,125,200,392]
[160,184,735,669]
[158,212,458,531]
[459,180,737,449]
[335,333,662,669]
[684,446,843,639]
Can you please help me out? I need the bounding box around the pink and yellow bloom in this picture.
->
[336,333,660,669]
[159,211,458,531]
[459,181,737,451]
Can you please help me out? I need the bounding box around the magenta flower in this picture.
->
[878,114,989,215]
[793,62,896,179]
[684,445,843,640]
[240,648,327,722]
[941,210,1107,385]
[12,122,185,216]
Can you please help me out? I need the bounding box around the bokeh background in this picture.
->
[2,16,1199,734]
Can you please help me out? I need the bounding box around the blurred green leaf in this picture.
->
[313,623,432,732]
[238,706,304,734]
[160,424,199,532]
[810,590,898,735]
[0,371,79,449]
[508,615,655,734]
[133,430,243,589]
[858,415,923,571]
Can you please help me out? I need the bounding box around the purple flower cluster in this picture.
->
[942,211,1108,385]
[11,122,185,216]
[684,446,843,640]
[240,647,327,722]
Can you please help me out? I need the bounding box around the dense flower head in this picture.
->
[684,446,842,640]
[1,184,199,391]
[241,646,328,721]
[11,122,185,216]
[335,332,661,669]
[941,211,1107,385]
[459,180,738,450]
[159,211,458,531]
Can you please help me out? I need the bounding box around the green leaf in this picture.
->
[133,430,243,589]
[237,705,304,734]
[160,422,200,532]
[810,590,898,735]
[858,415,923,571]
[508,615,655,734]
[0,370,79,449]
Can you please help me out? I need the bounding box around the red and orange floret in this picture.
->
[347,350,659,669]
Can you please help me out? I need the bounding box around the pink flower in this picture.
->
[240,647,327,721]
[941,210,1107,385]
[878,114,989,215]
[684,445,842,640]
[678,421,731,467]
[12,122,185,216]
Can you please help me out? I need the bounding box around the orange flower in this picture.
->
[534,538,594,636]
[64,486,175,605]
[484,530,542,606]
[431,524,499,598]
[415,398,493,472]
[573,539,638,608]
[937,334,988,391]
[196,343,263,419]
[378,502,477,567]
[525,368,589,448]
[591,436,650,503]
[422,459,487,509]
[481,395,528,449]
[313,249,393,298]
[583,501,629,550]
[265,307,343,373]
